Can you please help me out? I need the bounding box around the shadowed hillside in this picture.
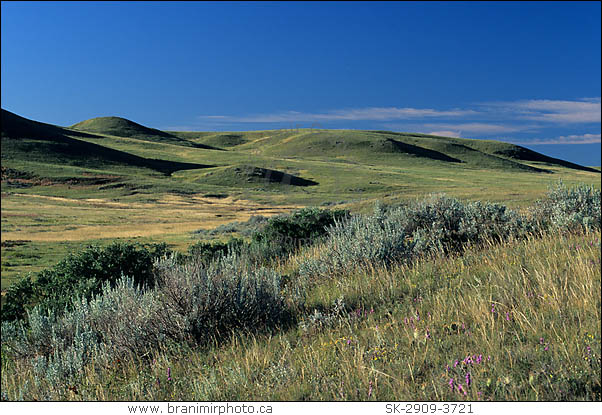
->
[1,109,213,174]
[491,144,600,173]
[379,131,598,173]
[193,165,318,187]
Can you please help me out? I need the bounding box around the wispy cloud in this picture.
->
[483,98,601,124]
[512,133,601,145]
[198,106,475,123]
[421,122,523,134]
[426,130,462,138]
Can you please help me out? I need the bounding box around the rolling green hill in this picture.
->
[169,128,593,173]
[1,109,213,175]
[71,116,219,149]
[184,165,319,188]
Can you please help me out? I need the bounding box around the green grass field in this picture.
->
[1,109,600,289]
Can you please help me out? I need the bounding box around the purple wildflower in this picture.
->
[167,367,172,381]
[465,372,471,387]
[449,378,454,391]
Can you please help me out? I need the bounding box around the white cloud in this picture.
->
[513,133,601,145]
[421,122,522,134]
[198,107,475,123]
[484,98,601,123]
[426,130,462,138]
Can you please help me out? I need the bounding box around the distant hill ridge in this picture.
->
[71,116,218,149]
[2,109,599,175]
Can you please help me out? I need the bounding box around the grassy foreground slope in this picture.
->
[2,229,599,400]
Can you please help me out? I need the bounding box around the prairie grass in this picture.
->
[2,229,599,401]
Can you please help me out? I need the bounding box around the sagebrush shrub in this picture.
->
[299,203,411,278]
[395,195,530,255]
[2,277,163,389]
[531,182,601,232]
[299,195,531,279]
[154,252,291,344]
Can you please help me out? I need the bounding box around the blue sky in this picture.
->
[2,1,600,165]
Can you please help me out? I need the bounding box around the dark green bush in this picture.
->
[1,276,35,324]
[1,242,169,322]
[250,207,349,259]
[187,238,245,264]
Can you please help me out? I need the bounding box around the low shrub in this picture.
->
[1,242,169,322]
[252,207,349,248]
[1,277,163,389]
[187,238,245,264]
[299,203,412,278]
[153,252,291,344]
[299,196,531,279]
[394,195,531,255]
[249,207,349,263]
[531,182,601,232]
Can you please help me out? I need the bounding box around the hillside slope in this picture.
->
[1,109,212,174]
[71,116,218,149]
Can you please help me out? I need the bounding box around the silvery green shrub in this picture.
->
[395,195,531,255]
[299,203,412,278]
[2,277,162,389]
[531,182,601,232]
[299,195,531,279]
[154,251,290,344]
